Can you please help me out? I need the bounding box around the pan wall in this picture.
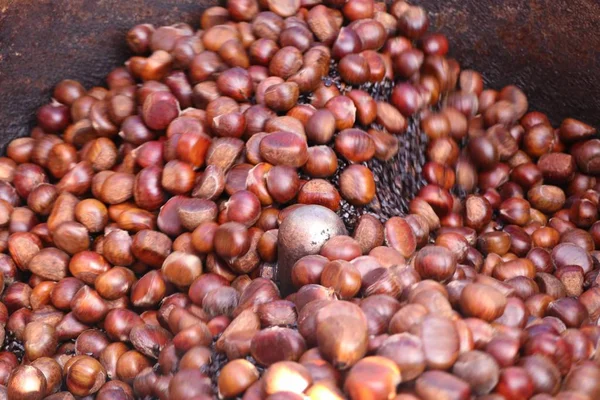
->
[0,0,598,149]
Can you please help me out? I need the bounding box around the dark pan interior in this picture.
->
[0,0,598,151]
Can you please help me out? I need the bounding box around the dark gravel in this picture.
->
[366,118,428,221]
[2,330,24,362]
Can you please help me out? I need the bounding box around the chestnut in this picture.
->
[315,301,368,369]
[344,356,401,400]
[218,359,259,398]
[7,365,47,400]
[116,350,152,385]
[320,260,361,300]
[262,361,312,396]
[416,370,471,400]
[251,327,306,366]
[339,164,376,206]
[24,321,58,360]
[459,283,507,322]
[377,333,425,380]
[339,54,370,85]
[65,356,107,397]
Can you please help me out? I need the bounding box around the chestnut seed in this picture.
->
[251,327,306,366]
[460,283,507,321]
[218,359,259,398]
[262,361,312,396]
[377,333,425,380]
[334,128,375,163]
[416,370,471,400]
[339,54,370,85]
[452,350,500,396]
[344,356,401,400]
[24,321,58,361]
[315,301,368,370]
[414,245,457,282]
[260,131,308,168]
[65,355,107,397]
[8,365,47,400]
[339,164,376,206]
[320,260,361,300]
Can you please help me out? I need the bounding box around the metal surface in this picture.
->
[0,0,213,148]
[0,0,599,150]
[425,0,600,128]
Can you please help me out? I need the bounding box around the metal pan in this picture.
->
[0,0,598,151]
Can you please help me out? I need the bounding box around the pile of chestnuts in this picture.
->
[0,0,599,399]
